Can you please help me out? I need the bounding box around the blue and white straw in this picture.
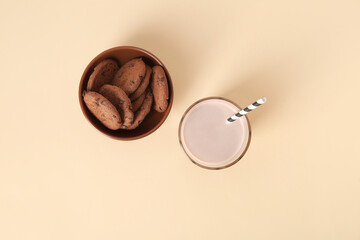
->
[227,97,267,123]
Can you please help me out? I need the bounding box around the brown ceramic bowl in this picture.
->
[79,46,174,140]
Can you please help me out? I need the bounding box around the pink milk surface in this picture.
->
[180,99,250,168]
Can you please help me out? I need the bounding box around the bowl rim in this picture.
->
[78,46,174,140]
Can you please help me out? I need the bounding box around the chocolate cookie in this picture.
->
[99,84,134,128]
[83,91,122,130]
[122,90,153,130]
[87,59,119,92]
[131,91,146,112]
[112,58,146,95]
[130,64,151,101]
[151,65,169,112]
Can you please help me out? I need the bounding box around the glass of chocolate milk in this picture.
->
[179,97,251,169]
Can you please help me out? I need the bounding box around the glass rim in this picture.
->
[178,97,252,170]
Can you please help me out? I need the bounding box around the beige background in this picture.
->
[1,0,360,239]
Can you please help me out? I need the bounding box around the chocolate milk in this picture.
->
[179,98,250,169]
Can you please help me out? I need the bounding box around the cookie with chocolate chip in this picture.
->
[87,59,119,92]
[112,58,146,95]
[99,84,134,128]
[130,64,151,101]
[131,91,146,112]
[151,65,169,112]
[122,90,153,130]
[83,91,122,130]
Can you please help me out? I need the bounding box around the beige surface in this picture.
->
[1,0,360,239]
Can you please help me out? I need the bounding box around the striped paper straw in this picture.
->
[227,97,267,123]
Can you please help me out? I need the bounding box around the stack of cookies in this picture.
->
[83,58,169,130]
